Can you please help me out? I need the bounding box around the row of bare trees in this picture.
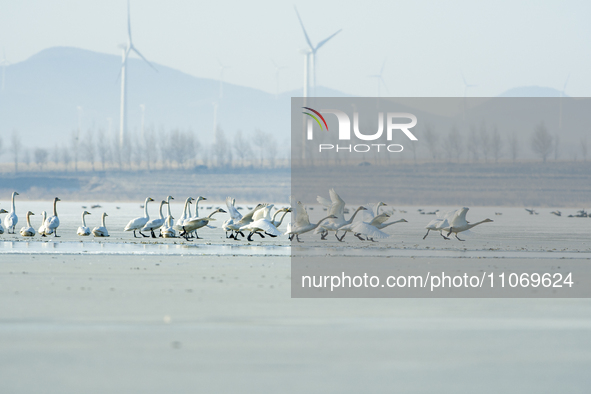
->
[1,127,285,173]
[421,121,588,164]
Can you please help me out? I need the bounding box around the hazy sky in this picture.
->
[1,0,590,97]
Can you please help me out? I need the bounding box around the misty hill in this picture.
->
[498,86,565,97]
[0,47,351,150]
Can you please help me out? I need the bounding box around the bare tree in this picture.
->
[479,121,490,163]
[232,130,252,167]
[266,134,278,168]
[508,133,519,163]
[11,131,21,173]
[491,125,503,164]
[212,127,228,167]
[531,122,553,162]
[71,129,80,172]
[96,128,110,171]
[423,125,439,162]
[253,129,268,167]
[34,148,49,170]
[61,146,71,171]
[51,145,60,169]
[553,134,560,162]
[83,129,95,171]
[112,133,123,170]
[23,149,31,169]
[143,126,157,171]
[581,137,588,162]
[444,126,463,162]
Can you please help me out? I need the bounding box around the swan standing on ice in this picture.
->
[286,201,336,243]
[160,215,176,238]
[44,197,61,237]
[239,204,282,241]
[0,208,8,234]
[77,211,91,236]
[4,191,19,234]
[20,211,36,237]
[179,208,226,241]
[92,213,110,237]
[38,211,52,236]
[183,196,207,238]
[446,207,493,241]
[124,197,154,237]
[228,203,264,239]
[222,197,242,239]
[174,197,193,231]
[142,196,173,238]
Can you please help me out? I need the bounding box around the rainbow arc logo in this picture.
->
[302,107,329,131]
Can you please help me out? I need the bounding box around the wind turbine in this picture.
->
[294,6,342,97]
[118,0,157,147]
[0,48,10,91]
[218,59,230,100]
[368,59,389,97]
[271,59,287,99]
[460,71,476,122]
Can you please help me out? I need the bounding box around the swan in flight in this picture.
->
[423,209,458,240]
[92,213,110,237]
[239,204,282,241]
[124,197,154,237]
[44,197,61,237]
[160,215,176,238]
[446,207,493,241]
[77,211,91,236]
[315,189,367,240]
[0,208,7,234]
[20,211,36,237]
[4,191,19,234]
[174,197,193,231]
[286,201,336,242]
[179,208,226,241]
[142,196,173,238]
[223,197,243,239]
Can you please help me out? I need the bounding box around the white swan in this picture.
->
[174,197,194,231]
[4,191,19,234]
[124,197,154,237]
[0,208,8,234]
[20,211,35,237]
[160,215,176,238]
[346,215,408,242]
[271,207,291,228]
[38,211,51,236]
[44,197,61,237]
[239,204,282,241]
[142,196,173,238]
[423,209,458,240]
[315,189,367,240]
[77,211,91,236]
[222,196,243,239]
[286,201,336,242]
[228,203,265,239]
[444,207,493,241]
[92,212,110,237]
[179,208,226,241]
[183,196,207,238]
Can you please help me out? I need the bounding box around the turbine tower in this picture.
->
[0,48,10,91]
[368,59,388,98]
[294,6,341,97]
[218,59,230,100]
[460,71,476,122]
[119,0,157,147]
[559,72,570,136]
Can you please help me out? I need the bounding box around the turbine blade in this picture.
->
[316,29,342,50]
[380,58,387,75]
[460,70,468,86]
[131,46,158,72]
[380,77,389,93]
[294,6,315,50]
[127,0,132,43]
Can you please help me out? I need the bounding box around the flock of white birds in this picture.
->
[0,189,494,242]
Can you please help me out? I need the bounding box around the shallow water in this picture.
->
[0,201,589,256]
